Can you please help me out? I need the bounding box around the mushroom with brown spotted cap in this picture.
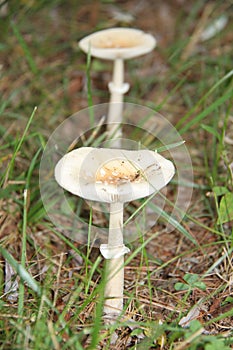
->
[55,146,174,320]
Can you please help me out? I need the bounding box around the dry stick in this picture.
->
[52,252,65,308]
[181,3,214,61]
[48,320,61,350]
[174,327,204,350]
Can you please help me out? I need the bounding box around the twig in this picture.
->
[181,4,214,61]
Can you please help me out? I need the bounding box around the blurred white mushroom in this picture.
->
[55,146,175,320]
[79,28,156,146]
[200,15,228,42]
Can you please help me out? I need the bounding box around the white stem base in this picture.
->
[101,202,129,322]
[103,255,124,319]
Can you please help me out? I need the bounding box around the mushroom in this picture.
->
[54,146,175,321]
[79,28,156,146]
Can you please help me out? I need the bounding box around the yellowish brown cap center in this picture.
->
[95,159,144,185]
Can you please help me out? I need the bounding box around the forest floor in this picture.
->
[0,0,233,349]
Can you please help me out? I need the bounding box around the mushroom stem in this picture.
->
[104,257,125,318]
[101,202,128,319]
[108,202,124,246]
[107,58,129,147]
[109,58,125,106]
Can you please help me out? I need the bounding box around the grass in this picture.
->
[1,0,233,349]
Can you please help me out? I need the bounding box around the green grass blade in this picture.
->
[11,21,39,75]
[157,140,185,152]
[176,68,233,132]
[149,202,197,245]
[86,44,94,126]
[88,281,105,349]
[0,246,41,295]
[26,148,42,189]
[1,107,37,187]
[18,189,28,317]
[178,87,233,134]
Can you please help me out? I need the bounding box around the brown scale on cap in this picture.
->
[95,159,144,185]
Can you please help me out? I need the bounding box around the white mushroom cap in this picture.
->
[79,28,156,60]
[55,147,175,203]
